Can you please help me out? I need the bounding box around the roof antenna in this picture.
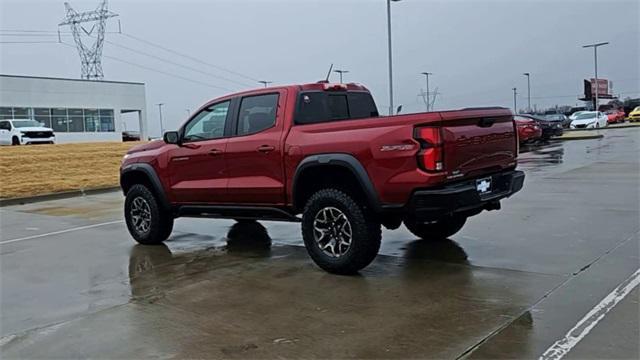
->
[323,63,334,83]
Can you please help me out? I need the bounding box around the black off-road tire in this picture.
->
[125,184,174,245]
[301,188,381,275]
[11,136,20,145]
[404,216,467,241]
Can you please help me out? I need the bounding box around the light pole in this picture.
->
[258,80,272,88]
[387,0,401,115]
[523,73,531,113]
[185,109,190,117]
[582,42,608,111]
[512,88,517,114]
[334,69,349,83]
[421,72,433,111]
[156,103,164,136]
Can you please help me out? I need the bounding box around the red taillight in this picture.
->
[414,126,444,172]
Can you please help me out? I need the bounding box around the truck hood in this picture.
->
[126,139,165,154]
[15,126,54,132]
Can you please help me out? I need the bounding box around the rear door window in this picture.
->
[348,92,378,119]
[295,91,378,124]
[237,93,279,136]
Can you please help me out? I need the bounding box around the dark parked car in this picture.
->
[122,131,141,142]
[544,114,572,128]
[516,114,563,139]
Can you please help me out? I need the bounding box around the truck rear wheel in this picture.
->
[125,184,174,245]
[404,216,467,240]
[301,189,381,275]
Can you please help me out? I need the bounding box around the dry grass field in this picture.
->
[0,142,144,199]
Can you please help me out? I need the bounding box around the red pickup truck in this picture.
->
[120,82,524,274]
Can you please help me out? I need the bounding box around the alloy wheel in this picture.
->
[130,197,152,234]
[312,207,353,258]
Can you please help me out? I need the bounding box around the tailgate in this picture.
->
[439,108,517,180]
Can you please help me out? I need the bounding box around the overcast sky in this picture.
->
[1,0,638,134]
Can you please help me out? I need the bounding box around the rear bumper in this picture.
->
[405,170,525,221]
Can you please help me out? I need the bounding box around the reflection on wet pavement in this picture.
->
[518,142,565,170]
[402,239,469,265]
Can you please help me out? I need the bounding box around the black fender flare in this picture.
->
[120,163,171,210]
[292,153,381,212]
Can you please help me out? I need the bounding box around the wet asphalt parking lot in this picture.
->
[1,128,638,359]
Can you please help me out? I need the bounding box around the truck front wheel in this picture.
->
[404,216,467,241]
[301,189,381,275]
[125,184,174,245]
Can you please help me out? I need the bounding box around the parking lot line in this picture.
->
[0,220,124,245]
[539,268,640,360]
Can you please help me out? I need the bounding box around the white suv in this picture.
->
[0,119,56,145]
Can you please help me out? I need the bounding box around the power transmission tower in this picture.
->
[430,87,440,110]
[417,87,440,111]
[59,0,118,80]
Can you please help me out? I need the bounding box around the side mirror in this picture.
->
[163,131,180,145]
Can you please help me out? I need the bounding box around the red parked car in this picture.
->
[514,117,542,143]
[606,110,625,124]
[120,82,524,274]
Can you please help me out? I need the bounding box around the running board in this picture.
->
[176,205,301,222]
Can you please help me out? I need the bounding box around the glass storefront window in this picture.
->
[68,108,83,117]
[51,116,68,132]
[34,116,51,128]
[100,116,115,132]
[13,108,30,118]
[51,108,67,116]
[34,108,51,127]
[83,109,99,132]
[99,109,114,117]
[68,116,84,132]
[0,107,116,132]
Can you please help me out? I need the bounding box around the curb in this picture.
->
[566,123,640,132]
[0,186,120,207]
[551,134,604,141]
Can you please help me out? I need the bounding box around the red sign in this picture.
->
[590,78,609,96]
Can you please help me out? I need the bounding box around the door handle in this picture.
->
[257,145,275,153]
[208,148,224,156]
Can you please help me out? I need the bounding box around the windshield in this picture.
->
[545,115,564,121]
[12,120,43,128]
[575,113,596,120]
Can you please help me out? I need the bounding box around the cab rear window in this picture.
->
[295,91,378,125]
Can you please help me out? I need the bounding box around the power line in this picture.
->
[1,28,262,85]
[120,32,261,83]
[101,38,253,88]
[59,41,234,92]
[0,41,60,44]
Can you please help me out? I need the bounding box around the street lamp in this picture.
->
[334,69,349,83]
[156,103,164,136]
[582,42,609,111]
[387,0,401,115]
[420,72,433,111]
[512,88,517,114]
[523,73,531,113]
[258,80,272,88]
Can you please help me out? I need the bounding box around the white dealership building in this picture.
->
[0,74,148,143]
